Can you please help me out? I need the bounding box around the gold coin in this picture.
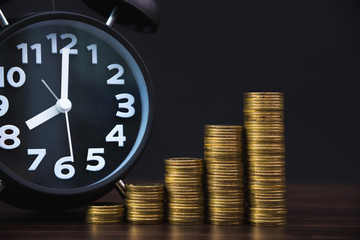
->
[168,205,205,212]
[244,103,284,110]
[245,123,284,129]
[167,210,204,216]
[165,175,203,181]
[208,202,245,208]
[204,132,243,137]
[209,211,245,217]
[167,192,204,197]
[87,202,125,208]
[207,188,244,194]
[126,183,164,191]
[204,151,243,157]
[126,190,165,196]
[246,134,284,141]
[165,157,203,165]
[86,202,125,224]
[168,219,204,225]
[206,170,244,177]
[248,166,286,171]
[247,157,285,163]
[248,162,285,167]
[206,166,244,172]
[209,220,243,225]
[244,92,283,98]
[205,157,243,161]
[248,184,286,190]
[165,186,204,193]
[209,195,245,201]
[165,166,204,172]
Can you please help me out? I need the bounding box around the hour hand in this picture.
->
[26,105,60,130]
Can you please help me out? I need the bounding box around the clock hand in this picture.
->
[57,48,73,113]
[42,79,59,100]
[64,112,74,162]
[59,48,74,161]
[25,79,62,130]
[60,48,70,100]
[25,105,60,130]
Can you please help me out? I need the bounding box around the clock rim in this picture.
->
[0,11,154,197]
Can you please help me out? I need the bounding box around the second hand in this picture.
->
[42,79,59,100]
[65,112,74,162]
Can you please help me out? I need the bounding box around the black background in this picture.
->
[1,0,359,184]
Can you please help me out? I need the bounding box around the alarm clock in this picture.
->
[0,0,159,210]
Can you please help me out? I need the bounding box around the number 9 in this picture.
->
[0,95,9,117]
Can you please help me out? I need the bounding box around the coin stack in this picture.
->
[86,202,125,224]
[125,183,165,224]
[204,125,246,225]
[244,92,287,226]
[165,157,205,225]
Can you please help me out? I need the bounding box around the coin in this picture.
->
[86,202,125,224]
[125,183,165,224]
[204,125,246,225]
[165,157,205,225]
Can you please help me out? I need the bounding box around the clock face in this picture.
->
[0,12,153,199]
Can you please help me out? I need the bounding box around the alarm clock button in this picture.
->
[82,0,160,33]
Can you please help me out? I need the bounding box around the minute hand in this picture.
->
[60,48,70,100]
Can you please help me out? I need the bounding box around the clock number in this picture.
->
[7,67,26,87]
[46,33,58,53]
[46,33,78,55]
[0,125,21,150]
[87,44,98,64]
[27,149,46,171]
[0,67,3,87]
[86,148,105,171]
[30,44,42,64]
[106,124,126,147]
[0,95,9,117]
[0,66,26,88]
[106,64,125,85]
[16,43,42,64]
[115,93,135,118]
[54,156,75,179]
[60,33,78,54]
[16,43,28,64]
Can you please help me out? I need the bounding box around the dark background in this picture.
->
[1,0,359,183]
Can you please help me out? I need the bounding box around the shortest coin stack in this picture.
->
[86,202,125,224]
[165,157,205,225]
[126,183,165,224]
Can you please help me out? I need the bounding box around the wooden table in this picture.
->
[0,184,359,239]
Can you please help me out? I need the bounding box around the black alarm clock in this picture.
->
[0,0,159,210]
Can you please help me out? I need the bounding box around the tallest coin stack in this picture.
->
[244,92,287,226]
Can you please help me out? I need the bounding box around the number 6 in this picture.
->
[54,156,75,179]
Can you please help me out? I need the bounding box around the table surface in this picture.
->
[0,183,359,240]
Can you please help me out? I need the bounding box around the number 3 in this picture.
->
[115,93,135,118]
